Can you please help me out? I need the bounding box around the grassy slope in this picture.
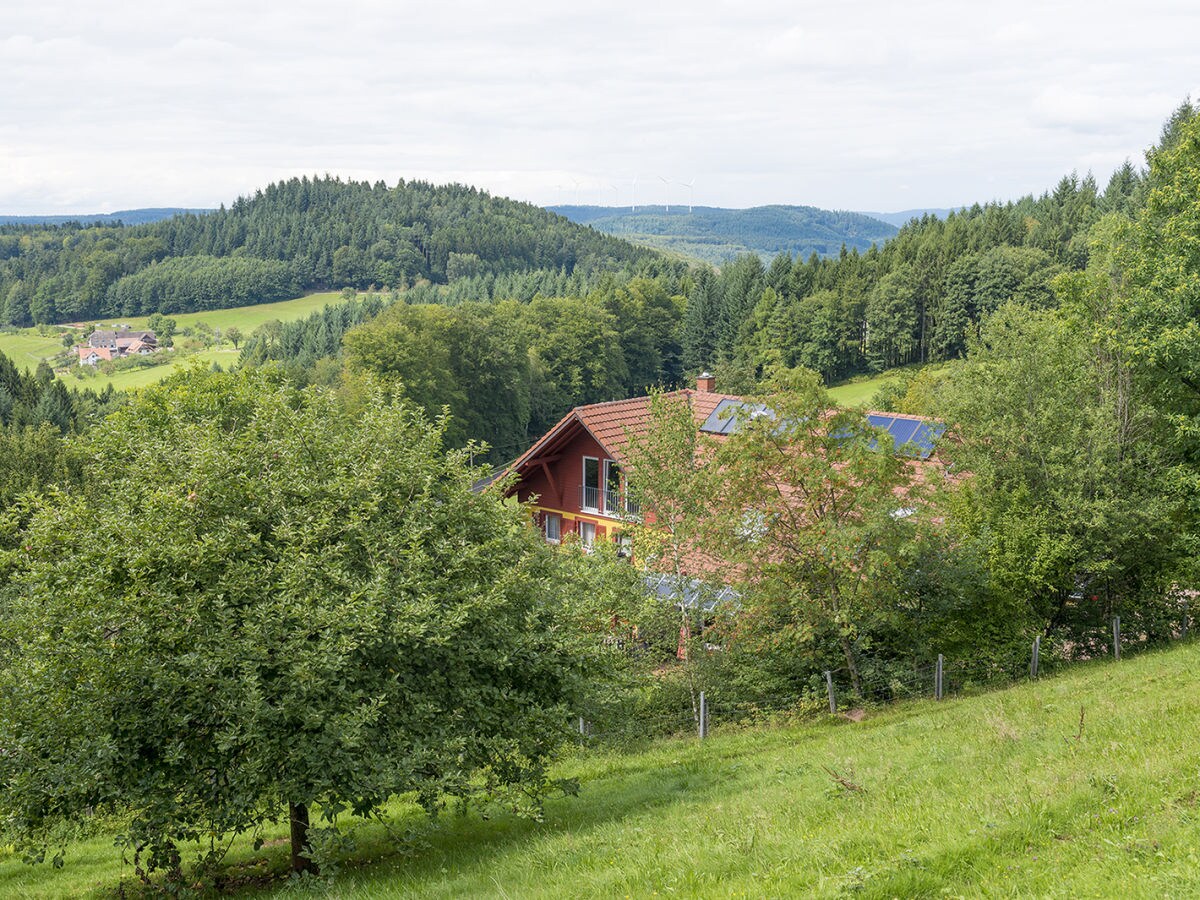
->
[77,291,351,336]
[0,331,68,369]
[5,641,1200,898]
[0,292,357,391]
[827,370,901,407]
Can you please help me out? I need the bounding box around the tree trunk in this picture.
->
[840,634,863,698]
[289,802,318,875]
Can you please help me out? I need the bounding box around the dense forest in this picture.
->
[0,351,123,509]
[241,276,687,457]
[680,157,1149,384]
[551,203,898,264]
[0,178,653,325]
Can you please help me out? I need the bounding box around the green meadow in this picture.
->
[4,639,1199,898]
[0,292,364,391]
[826,370,902,407]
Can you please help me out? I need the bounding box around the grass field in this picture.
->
[0,331,70,369]
[76,291,354,337]
[0,292,365,391]
[62,349,241,392]
[827,370,902,407]
[5,639,1200,898]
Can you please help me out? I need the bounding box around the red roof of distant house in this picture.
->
[506,387,742,481]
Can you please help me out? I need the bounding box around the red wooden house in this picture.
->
[505,373,947,555]
[504,374,737,549]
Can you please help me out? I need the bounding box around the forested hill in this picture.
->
[0,178,654,325]
[549,204,897,265]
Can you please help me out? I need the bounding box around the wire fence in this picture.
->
[572,615,1183,749]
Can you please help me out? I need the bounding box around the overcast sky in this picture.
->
[2,0,1197,215]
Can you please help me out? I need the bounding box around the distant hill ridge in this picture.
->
[550,204,898,264]
[0,208,213,226]
[859,207,964,227]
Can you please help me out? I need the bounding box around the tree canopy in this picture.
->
[0,370,594,878]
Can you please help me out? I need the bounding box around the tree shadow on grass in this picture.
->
[227,746,750,897]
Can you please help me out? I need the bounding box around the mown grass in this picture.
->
[4,640,1200,898]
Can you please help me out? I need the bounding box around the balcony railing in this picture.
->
[580,486,640,518]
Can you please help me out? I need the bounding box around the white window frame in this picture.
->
[581,456,600,512]
[544,513,561,543]
[579,521,596,551]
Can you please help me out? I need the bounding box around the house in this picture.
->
[505,373,945,555]
[506,374,947,657]
[505,374,732,550]
[77,346,115,366]
[79,327,158,365]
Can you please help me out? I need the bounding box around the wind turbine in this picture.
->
[631,175,638,212]
[571,178,581,207]
[610,184,620,208]
[659,175,670,212]
[679,178,696,213]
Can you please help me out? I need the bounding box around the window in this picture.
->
[579,521,596,551]
[544,513,561,543]
[582,457,600,511]
[604,460,620,514]
[615,533,633,559]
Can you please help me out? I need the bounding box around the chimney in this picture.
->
[696,372,716,393]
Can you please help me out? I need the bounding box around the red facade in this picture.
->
[505,380,740,550]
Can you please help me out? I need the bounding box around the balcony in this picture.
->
[580,486,640,519]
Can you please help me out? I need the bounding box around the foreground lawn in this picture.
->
[4,642,1200,898]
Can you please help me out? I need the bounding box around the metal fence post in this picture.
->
[698,691,708,739]
[1030,636,1040,680]
[825,670,836,714]
[1113,616,1121,661]
[578,716,586,738]
[935,654,944,700]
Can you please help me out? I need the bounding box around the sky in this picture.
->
[2,0,1198,215]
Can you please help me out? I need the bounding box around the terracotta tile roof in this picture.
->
[507,388,947,487]
[573,388,744,461]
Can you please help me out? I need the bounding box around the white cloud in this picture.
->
[0,0,1197,213]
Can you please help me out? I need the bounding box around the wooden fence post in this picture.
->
[698,691,708,739]
[825,670,836,714]
[1030,636,1040,680]
[935,654,944,701]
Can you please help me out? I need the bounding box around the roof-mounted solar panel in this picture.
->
[699,398,771,435]
[888,417,922,448]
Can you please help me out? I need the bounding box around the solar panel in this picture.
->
[698,399,771,435]
[909,422,946,459]
[862,413,944,458]
[704,404,944,458]
[888,417,922,448]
